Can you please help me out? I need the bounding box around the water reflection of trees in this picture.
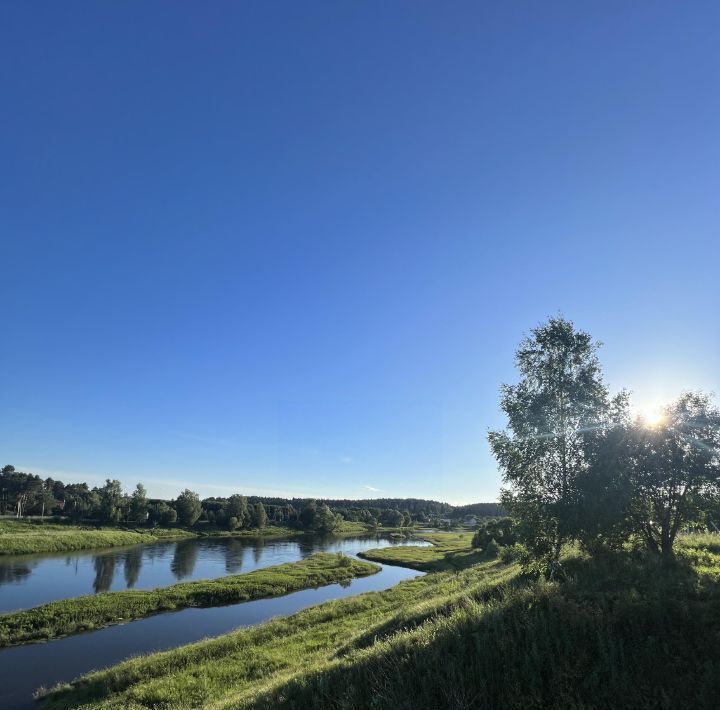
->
[252,537,265,566]
[123,547,143,588]
[171,540,198,580]
[93,554,117,593]
[224,539,244,574]
[0,563,33,586]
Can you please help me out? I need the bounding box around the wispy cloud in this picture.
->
[362,484,381,492]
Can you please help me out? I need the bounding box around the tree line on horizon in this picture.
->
[490,317,720,577]
[0,466,500,533]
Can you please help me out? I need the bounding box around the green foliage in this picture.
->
[174,489,202,527]
[313,503,342,532]
[98,479,125,524]
[625,393,720,558]
[252,502,268,529]
[299,499,317,529]
[297,500,342,532]
[499,543,525,564]
[482,537,500,559]
[471,517,515,549]
[226,494,249,527]
[149,501,178,526]
[489,317,611,578]
[128,484,149,523]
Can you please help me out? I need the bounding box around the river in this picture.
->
[0,534,428,708]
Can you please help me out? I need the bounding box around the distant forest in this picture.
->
[0,465,504,530]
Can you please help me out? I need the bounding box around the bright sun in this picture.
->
[636,405,666,427]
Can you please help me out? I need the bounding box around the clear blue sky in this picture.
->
[1,2,718,504]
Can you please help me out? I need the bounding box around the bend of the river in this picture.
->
[0,534,429,709]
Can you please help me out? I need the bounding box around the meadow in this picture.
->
[0,519,195,555]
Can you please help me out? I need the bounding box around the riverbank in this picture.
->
[358,531,482,571]
[0,520,195,556]
[0,519,411,556]
[0,553,378,648]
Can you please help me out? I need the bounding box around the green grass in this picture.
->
[35,535,720,710]
[0,520,195,555]
[36,558,518,709]
[0,553,377,648]
[677,532,720,554]
[358,532,483,571]
[202,524,305,539]
[250,553,720,710]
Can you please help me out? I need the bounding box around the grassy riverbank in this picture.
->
[0,519,407,556]
[358,531,482,571]
[0,553,378,647]
[36,535,720,709]
[0,520,195,556]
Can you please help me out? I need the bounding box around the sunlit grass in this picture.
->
[0,520,194,555]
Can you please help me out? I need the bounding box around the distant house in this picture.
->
[464,516,477,526]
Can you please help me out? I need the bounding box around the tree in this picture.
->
[314,503,342,532]
[227,515,240,531]
[175,489,202,527]
[299,499,318,529]
[380,509,404,527]
[149,501,177,526]
[574,392,636,553]
[252,502,267,529]
[626,392,720,561]
[488,317,610,578]
[471,518,516,549]
[226,494,249,528]
[128,483,149,523]
[98,479,124,524]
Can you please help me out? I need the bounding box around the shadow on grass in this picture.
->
[253,552,720,710]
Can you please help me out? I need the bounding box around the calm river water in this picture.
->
[0,534,428,709]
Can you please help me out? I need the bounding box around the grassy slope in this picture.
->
[0,553,378,648]
[358,532,483,571]
[251,552,720,710]
[0,520,195,555]
[37,558,518,709]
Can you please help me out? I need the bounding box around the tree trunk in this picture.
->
[661,517,674,562]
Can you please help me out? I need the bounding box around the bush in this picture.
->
[337,553,353,568]
[483,538,500,559]
[499,543,524,564]
[472,517,516,549]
